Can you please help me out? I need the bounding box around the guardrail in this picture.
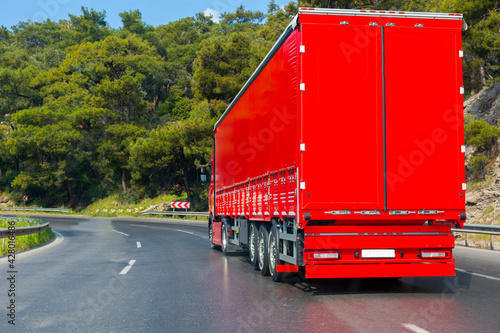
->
[452,223,500,250]
[141,211,209,217]
[0,221,50,238]
[0,207,69,213]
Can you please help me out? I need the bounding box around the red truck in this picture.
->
[207,8,466,282]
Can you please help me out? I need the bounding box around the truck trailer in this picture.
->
[207,7,466,282]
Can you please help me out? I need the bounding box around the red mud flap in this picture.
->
[276,265,299,273]
[305,262,456,279]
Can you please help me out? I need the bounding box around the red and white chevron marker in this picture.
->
[171,201,190,209]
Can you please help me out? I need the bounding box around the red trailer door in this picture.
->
[384,26,464,210]
[300,23,384,211]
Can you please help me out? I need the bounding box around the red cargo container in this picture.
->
[207,8,466,281]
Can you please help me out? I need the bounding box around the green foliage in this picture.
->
[465,119,500,149]
[468,153,489,174]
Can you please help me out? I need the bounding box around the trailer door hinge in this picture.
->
[300,182,306,190]
[369,22,379,26]
[300,143,305,151]
[389,210,416,215]
[325,210,351,215]
[354,210,380,215]
[415,23,424,28]
[340,21,349,25]
[300,45,305,53]
[300,83,305,91]
[460,87,464,94]
[418,210,445,215]
[459,50,463,58]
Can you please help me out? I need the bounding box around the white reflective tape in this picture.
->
[300,143,305,151]
[300,45,305,53]
[462,183,466,190]
[460,87,464,94]
[300,83,305,91]
[461,145,465,153]
[300,182,306,190]
[459,50,463,57]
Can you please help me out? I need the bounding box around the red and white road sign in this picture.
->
[171,201,190,209]
[23,195,28,202]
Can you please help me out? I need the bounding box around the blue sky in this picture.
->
[0,0,293,29]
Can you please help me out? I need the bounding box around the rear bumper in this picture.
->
[305,262,455,279]
[303,225,455,279]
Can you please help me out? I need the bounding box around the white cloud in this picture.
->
[203,8,220,23]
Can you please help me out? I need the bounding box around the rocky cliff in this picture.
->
[464,84,500,225]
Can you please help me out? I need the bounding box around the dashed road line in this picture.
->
[402,323,431,333]
[456,268,500,282]
[119,260,136,275]
[112,229,129,237]
[136,242,141,248]
[174,229,194,235]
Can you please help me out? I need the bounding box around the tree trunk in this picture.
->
[182,159,192,211]
[121,169,128,193]
[480,64,488,86]
[67,184,74,207]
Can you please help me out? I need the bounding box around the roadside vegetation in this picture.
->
[0,217,55,256]
[0,0,499,213]
[465,115,500,186]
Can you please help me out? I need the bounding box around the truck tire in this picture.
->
[268,224,283,282]
[258,224,271,276]
[222,223,229,255]
[248,222,259,267]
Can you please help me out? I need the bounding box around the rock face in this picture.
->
[464,83,500,125]
[466,155,500,224]
[142,202,172,212]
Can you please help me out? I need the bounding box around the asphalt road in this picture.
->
[0,215,499,332]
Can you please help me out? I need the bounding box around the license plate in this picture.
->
[361,249,395,258]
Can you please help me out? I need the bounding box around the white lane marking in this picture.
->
[456,268,500,282]
[53,230,64,240]
[130,224,149,228]
[174,229,194,235]
[136,242,141,248]
[112,229,129,237]
[119,260,136,275]
[402,323,431,333]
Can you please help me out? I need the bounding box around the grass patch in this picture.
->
[0,217,56,256]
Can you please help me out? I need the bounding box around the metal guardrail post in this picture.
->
[452,224,500,250]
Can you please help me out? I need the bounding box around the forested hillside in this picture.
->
[0,0,499,211]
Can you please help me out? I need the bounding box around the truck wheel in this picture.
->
[268,225,283,282]
[249,222,259,267]
[209,222,220,250]
[258,224,270,276]
[222,223,229,255]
